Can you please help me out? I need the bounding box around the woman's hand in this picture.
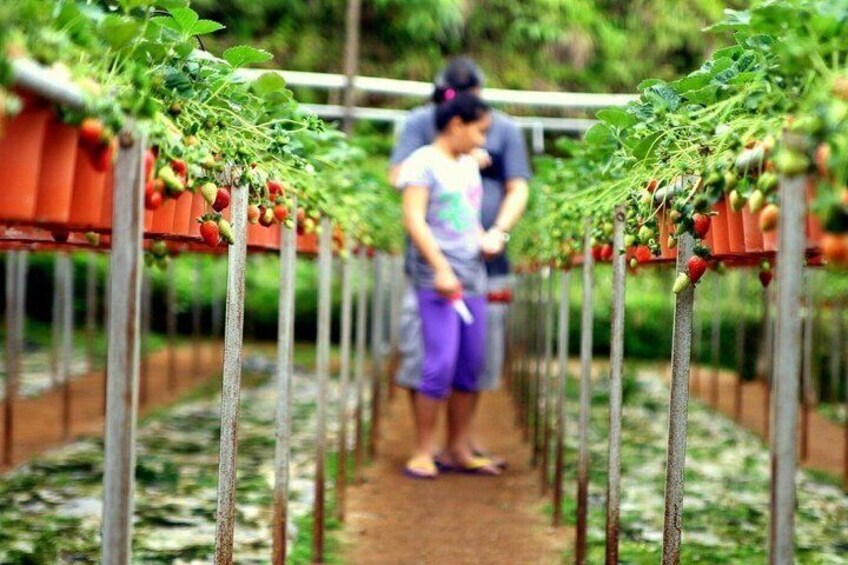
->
[433,266,462,297]
[479,227,507,258]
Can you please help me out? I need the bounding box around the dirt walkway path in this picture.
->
[688,365,847,478]
[0,341,222,472]
[340,387,569,564]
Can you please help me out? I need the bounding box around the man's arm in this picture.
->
[389,112,429,187]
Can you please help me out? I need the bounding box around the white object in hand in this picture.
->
[449,292,474,325]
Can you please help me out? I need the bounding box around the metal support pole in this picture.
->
[192,256,202,379]
[605,205,627,564]
[336,247,354,521]
[532,272,544,462]
[692,306,702,397]
[59,253,74,440]
[767,174,806,564]
[829,301,842,403]
[575,219,594,565]
[524,275,537,442]
[52,256,62,388]
[100,128,145,565]
[734,271,746,423]
[86,253,98,373]
[166,262,177,393]
[540,269,554,494]
[387,255,402,403]
[102,265,111,417]
[800,270,815,462]
[312,218,333,564]
[3,251,22,467]
[341,0,362,136]
[710,277,722,408]
[660,232,695,565]
[552,270,571,527]
[369,253,384,459]
[353,248,369,482]
[763,286,774,436]
[140,272,151,408]
[213,180,248,565]
[272,196,298,565]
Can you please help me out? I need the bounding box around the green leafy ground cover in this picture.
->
[554,365,848,563]
[0,350,346,564]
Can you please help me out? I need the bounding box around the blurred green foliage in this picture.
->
[192,0,744,94]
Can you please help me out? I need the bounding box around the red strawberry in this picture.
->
[51,230,70,243]
[635,245,652,263]
[592,246,603,261]
[79,118,105,147]
[687,255,707,284]
[692,213,711,239]
[296,208,307,235]
[259,206,275,227]
[91,141,114,172]
[759,269,773,288]
[171,159,187,177]
[646,178,658,193]
[267,179,284,197]
[247,204,261,224]
[200,219,220,247]
[212,188,231,212]
[144,188,162,210]
[274,203,288,222]
[600,243,613,261]
[144,149,156,181]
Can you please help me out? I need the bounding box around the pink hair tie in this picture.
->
[444,88,456,101]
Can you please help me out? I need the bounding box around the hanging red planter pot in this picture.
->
[762,224,778,252]
[67,143,108,231]
[148,197,178,237]
[0,96,51,224]
[724,205,746,255]
[711,201,731,256]
[170,190,195,238]
[805,179,824,251]
[741,206,764,253]
[34,117,79,228]
[297,231,319,255]
[96,166,115,233]
[186,191,207,241]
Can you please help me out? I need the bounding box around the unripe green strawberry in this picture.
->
[218,218,235,244]
[638,225,654,243]
[200,182,218,205]
[757,171,779,194]
[668,236,677,249]
[672,272,691,295]
[729,190,746,212]
[624,234,636,247]
[748,189,766,213]
[774,148,810,176]
[158,165,184,196]
[723,171,738,191]
[84,232,100,246]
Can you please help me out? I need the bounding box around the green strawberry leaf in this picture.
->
[223,46,273,68]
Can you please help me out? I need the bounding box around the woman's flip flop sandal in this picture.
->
[472,450,508,470]
[457,456,502,476]
[404,456,438,479]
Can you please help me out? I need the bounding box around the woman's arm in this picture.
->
[402,184,461,296]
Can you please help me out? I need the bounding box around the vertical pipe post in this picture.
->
[100,128,145,565]
[829,302,842,403]
[710,276,722,408]
[353,248,369,482]
[213,179,248,565]
[532,272,543,461]
[336,246,354,521]
[86,253,98,373]
[51,255,62,387]
[60,253,74,440]
[552,269,571,527]
[523,275,536,442]
[605,205,627,564]
[272,196,298,565]
[166,262,177,393]
[192,256,202,379]
[660,232,695,565]
[369,253,384,459]
[540,269,554,494]
[763,286,774,435]
[387,255,402,403]
[767,174,806,564]
[575,219,594,565]
[140,271,151,408]
[800,270,815,462]
[692,306,702,397]
[341,0,362,136]
[3,251,19,467]
[312,218,333,564]
[734,271,746,423]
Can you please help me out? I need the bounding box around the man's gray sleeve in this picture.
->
[503,121,532,181]
[390,113,429,166]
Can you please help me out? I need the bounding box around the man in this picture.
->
[390,57,531,472]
